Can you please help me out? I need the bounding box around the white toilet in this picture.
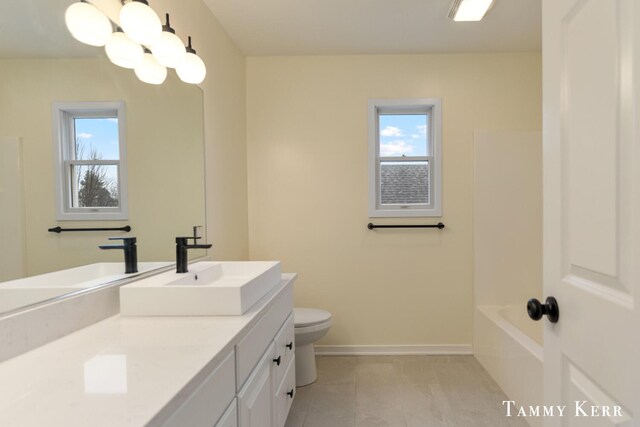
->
[294,307,332,387]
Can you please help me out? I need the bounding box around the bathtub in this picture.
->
[474,304,543,427]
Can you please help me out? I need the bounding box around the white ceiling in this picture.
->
[0,0,541,59]
[203,0,541,56]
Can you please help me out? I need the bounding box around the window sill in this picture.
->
[368,208,442,218]
[55,212,129,221]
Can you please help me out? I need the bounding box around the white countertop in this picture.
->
[0,274,296,427]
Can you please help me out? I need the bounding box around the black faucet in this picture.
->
[99,237,138,274]
[176,235,212,273]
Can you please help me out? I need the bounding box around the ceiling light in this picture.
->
[176,37,206,85]
[105,28,144,69]
[65,0,112,47]
[119,0,162,46]
[135,49,167,85]
[151,14,186,68]
[64,1,206,86]
[448,0,495,22]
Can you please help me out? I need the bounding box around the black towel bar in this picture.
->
[367,223,445,230]
[48,225,132,233]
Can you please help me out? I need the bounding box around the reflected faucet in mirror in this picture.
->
[99,237,138,274]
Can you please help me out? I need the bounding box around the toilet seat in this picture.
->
[294,308,332,328]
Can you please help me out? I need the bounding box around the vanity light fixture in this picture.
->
[64,0,206,85]
[176,37,207,85]
[151,14,186,68]
[119,0,162,46]
[105,28,144,69]
[448,0,495,22]
[65,0,112,47]
[134,48,167,85]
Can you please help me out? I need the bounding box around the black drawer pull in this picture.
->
[286,342,293,350]
[273,356,281,366]
[287,389,294,398]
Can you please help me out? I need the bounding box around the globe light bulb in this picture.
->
[135,49,167,85]
[176,37,206,84]
[65,1,112,47]
[105,29,144,69]
[119,0,162,46]
[151,14,186,68]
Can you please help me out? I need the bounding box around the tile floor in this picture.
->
[284,355,529,427]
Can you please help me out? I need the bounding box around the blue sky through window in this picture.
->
[74,118,119,160]
[379,114,428,157]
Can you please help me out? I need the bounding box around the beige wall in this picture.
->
[247,54,542,346]
[153,0,249,261]
[0,59,205,276]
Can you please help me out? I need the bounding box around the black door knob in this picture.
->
[286,342,293,350]
[527,297,559,323]
[287,389,294,398]
[273,356,281,366]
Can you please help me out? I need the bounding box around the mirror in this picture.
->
[0,1,206,315]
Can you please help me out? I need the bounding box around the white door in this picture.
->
[543,0,639,425]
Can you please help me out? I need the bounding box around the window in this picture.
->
[52,102,128,220]
[368,98,442,217]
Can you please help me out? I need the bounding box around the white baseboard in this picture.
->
[314,344,473,356]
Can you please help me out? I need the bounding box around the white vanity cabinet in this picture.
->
[162,279,295,427]
[236,288,296,427]
[238,343,275,426]
[216,400,239,427]
[0,274,298,427]
[161,351,236,427]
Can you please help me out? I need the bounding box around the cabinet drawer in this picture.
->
[273,356,296,427]
[162,350,235,427]
[215,398,238,427]
[236,285,293,391]
[272,313,294,389]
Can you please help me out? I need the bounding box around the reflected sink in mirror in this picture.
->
[120,261,282,316]
[0,262,172,313]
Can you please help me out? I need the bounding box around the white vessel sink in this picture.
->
[119,261,282,316]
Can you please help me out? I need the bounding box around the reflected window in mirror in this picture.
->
[53,102,128,220]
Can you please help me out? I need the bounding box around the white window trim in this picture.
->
[52,101,129,221]
[368,98,442,218]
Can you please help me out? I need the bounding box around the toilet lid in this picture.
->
[294,308,332,327]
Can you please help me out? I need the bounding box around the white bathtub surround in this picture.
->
[473,131,542,308]
[0,274,296,426]
[473,130,543,426]
[474,306,543,427]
